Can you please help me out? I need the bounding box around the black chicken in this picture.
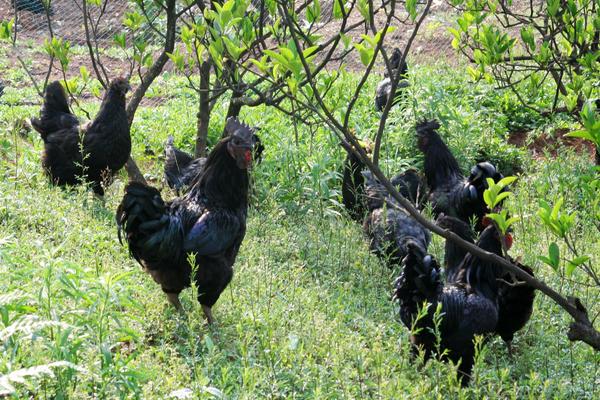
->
[375,48,409,112]
[437,214,534,355]
[436,214,475,283]
[341,141,372,222]
[362,170,430,267]
[31,78,131,196]
[117,118,254,324]
[496,260,535,355]
[164,133,264,195]
[163,136,207,195]
[342,141,425,223]
[393,224,511,385]
[416,120,503,229]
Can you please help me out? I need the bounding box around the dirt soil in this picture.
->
[1,0,459,82]
[508,128,597,161]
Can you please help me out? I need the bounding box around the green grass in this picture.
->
[0,59,599,399]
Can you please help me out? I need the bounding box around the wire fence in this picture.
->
[1,0,456,110]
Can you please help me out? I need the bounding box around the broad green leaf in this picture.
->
[79,66,90,82]
[566,256,589,276]
[340,33,351,49]
[498,176,518,187]
[357,0,371,21]
[333,0,345,19]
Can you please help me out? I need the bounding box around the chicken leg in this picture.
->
[202,305,214,325]
[166,292,184,313]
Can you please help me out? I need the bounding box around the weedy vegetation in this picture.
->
[0,0,599,398]
[1,60,598,398]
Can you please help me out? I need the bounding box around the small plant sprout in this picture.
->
[537,198,593,279]
[483,176,519,236]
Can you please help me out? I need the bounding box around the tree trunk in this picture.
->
[222,92,243,138]
[123,0,177,184]
[195,61,211,158]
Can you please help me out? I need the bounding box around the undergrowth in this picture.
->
[0,62,598,399]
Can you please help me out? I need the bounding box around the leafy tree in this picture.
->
[449,0,599,162]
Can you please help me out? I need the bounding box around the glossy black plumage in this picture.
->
[394,225,506,385]
[164,133,264,195]
[341,147,369,222]
[164,136,207,195]
[341,139,425,223]
[416,120,503,229]
[117,118,254,324]
[32,79,131,195]
[496,260,535,353]
[437,215,535,353]
[362,170,430,267]
[436,214,475,283]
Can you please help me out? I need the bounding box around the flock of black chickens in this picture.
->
[27,67,535,387]
[342,122,535,385]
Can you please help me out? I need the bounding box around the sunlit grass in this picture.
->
[0,61,598,398]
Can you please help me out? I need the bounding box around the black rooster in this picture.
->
[393,224,510,385]
[117,118,254,324]
[375,48,409,112]
[415,120,503,229]
[31,79,131,196]
[362,170,430,267]
[164,133,263,195]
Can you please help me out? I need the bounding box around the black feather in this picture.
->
[117,120,253,315]
[35,78,131,196]
[394,224,506,386]
[415,119,503,230]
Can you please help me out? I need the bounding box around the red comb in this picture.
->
[504,233,513,250]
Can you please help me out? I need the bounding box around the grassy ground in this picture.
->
[0,58,599,399]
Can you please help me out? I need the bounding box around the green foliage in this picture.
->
[567,101,600,151]
[452,0,600,117]
[43,37,71,69]
[306,0,321,23]
[538,242,560,271]
[0,19,13,40]
[483,176,517,209]
[0,53,598,398]
[537,197,576,239]
[483,176,519,235]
